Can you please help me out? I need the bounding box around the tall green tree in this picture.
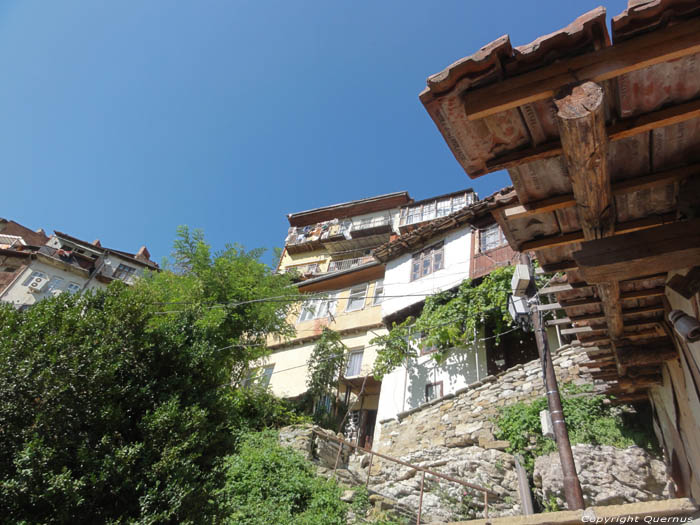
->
[0,227,299,524]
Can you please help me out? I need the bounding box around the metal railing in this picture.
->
[282,263,323,276]
[327,255,376,273]
[312,428,498,523]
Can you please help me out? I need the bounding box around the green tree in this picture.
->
[0,228,300,524]
[306,328,348,427]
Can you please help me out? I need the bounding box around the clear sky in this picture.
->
[0,0,628,266]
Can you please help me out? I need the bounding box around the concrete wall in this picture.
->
[381,227,472,319]
[375,335,488,428]
[261,326,388,400]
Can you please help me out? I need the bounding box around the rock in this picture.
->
[340,489,355,502]
[533,444,670,508]
[483,440,510,450]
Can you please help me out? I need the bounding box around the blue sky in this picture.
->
[0,0,627,266]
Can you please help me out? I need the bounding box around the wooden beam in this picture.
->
[575,219,700,283]
[503,163,699,219]
[546,317,572,326]
[555,82,614,239]
[519,213,676,252]
[539,260,578,273]
[560,296,601,308]
[537,302,562,312]
[617,344,677,369]
[560,326,598,335]
[620,287,666,300]
[462,17,700,121]
[485,100,700,174]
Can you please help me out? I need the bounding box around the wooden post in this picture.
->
[365,452,374,488]
[417,471,426,525]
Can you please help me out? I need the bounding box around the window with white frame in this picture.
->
[345,349,364,377]
[480,224,507,252]
[298,293,337,322]
[112,263,137,282]
[67,282,82,294]
[21,270,48,287]
[346,283,368,312]
[372,279,385,305]
[410,242,444,281]
[425,381,443,402]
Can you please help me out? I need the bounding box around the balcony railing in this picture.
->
[399,191,475,228]
[282,262,323,277]
[327,255,376,273]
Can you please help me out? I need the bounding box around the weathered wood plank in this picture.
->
[503,164,698,219]
[462,17,700,121]
[575,220,700,283]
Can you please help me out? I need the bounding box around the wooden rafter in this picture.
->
[462,17,700,121]
[504,164,698,220]
[575,219,700,283]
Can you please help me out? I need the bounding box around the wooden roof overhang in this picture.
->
[420,0,700,398]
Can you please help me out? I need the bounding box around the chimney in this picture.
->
[92,239,102,247]
[137,245,151,260]
[36,228,46,236]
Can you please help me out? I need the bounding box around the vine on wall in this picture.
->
[371,265,518,379]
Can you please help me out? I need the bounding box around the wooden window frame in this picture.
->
[346,283,368,312]
[425,381,443,403]
[410,241,444,281]
[479,224,506,253]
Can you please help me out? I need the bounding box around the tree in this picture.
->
[0,227,300,524]
[306,328,348,427]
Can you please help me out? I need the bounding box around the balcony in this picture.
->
[282,262,324,279]
[285,213,395,255]
[327,255,376,273]
[399,191,475,233]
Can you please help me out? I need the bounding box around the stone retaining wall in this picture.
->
[375,345,595,457]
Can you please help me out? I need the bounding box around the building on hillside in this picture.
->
[371,192,555,443]
[0,221,157,309]
[264,189,554,450]
[264,192,425,448]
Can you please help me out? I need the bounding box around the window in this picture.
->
[480,224,506,252]
[346,283,368,312]
[345,349,364,377]
[22,270,48,287]
[298,293,337,322]
[422,202,436,221]
[112,263,136,282]
[259,365,274,387]
[46,277,65,294]
[67,282,81,294]
[436,199,451,217]
[410,242,444,281]
[372,279,385,305]
[425,381,443,403]
[317,394,332,414]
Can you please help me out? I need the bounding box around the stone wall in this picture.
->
[534,444,670,508]
[375,345,594,456]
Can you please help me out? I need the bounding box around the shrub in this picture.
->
[494,383,659,473]
[215,431,347,524]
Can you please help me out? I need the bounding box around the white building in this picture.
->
[0,228,157,309]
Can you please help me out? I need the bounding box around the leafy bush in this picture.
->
[0,228,301,524]
[495,383,659,473]
[215,431,347,525]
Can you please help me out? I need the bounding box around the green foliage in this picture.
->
[307,328,348,425]
[372,266,517,379]
[144,225,298,386]
[351,485,371,517]
[543,494,561,512]
[215,431,347,525]
[494,383,659,473]
[0,228,301,524]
